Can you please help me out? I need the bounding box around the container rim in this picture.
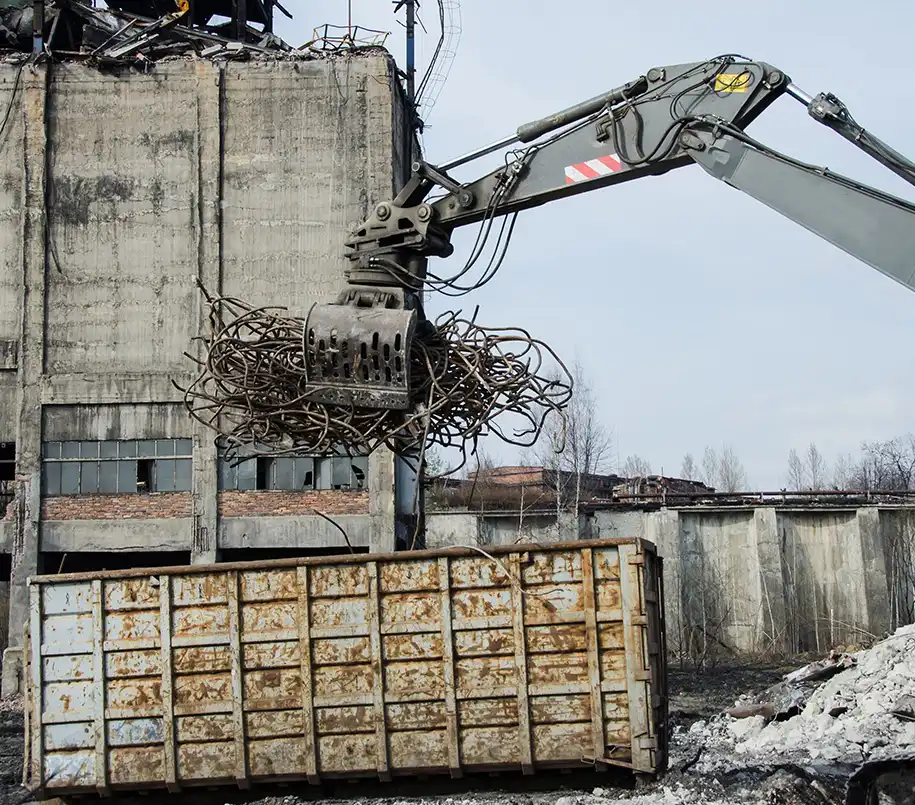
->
[28,536,656,584]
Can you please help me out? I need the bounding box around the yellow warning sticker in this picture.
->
[714,73,751,93]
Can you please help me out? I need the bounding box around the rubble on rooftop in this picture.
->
[0,0,390,65]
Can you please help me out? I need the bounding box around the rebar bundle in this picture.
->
[178,291,573,468]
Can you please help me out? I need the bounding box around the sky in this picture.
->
[274,1,915,488]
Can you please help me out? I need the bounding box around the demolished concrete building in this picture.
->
[0,47,412,695]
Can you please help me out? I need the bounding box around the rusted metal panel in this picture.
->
[178,713,234,742]
[460,726,519,766]
[389,728,448,769]
[109,745,165,785]
[105,577,160,611]
[510,553,533,774]
[25,537,666,797]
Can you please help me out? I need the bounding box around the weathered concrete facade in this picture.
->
[0,52,409,693]
[427,504,915,657]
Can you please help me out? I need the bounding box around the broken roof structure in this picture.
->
[0,0,389,64]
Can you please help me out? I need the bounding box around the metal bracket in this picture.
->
[595,108,622,143]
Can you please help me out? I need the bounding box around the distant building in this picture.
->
[430,465,713,509]
[613,475,716,500]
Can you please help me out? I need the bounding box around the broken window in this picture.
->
[136,460,152,493]
[41,439,193,496]
[217,448,330,492]
[0,442,14,482]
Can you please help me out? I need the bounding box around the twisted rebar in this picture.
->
[177,289,573,470]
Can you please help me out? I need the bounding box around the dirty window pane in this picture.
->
[99,441,118,459]
[98,462,118,494]
[351,456,368,489]
[236,458,257,492]
[80,461,98,494]
[118,460,137,494]
[216,456,235,492]
[60,462,80,494]
[42,442,61,459]
[137,440,157,458]
[175,459,192,492]
[156,459,176,492]
[61,442,80,459]
[294,457,315,490]
[332,457,352,488]
[175,439,193,456]
[43,462,61,496]
[273,458,294,490]
[218,459,236,491]
[156,440,175,457]
[118,441,138,458]
[314,457,331,490]
[80,441,99,459]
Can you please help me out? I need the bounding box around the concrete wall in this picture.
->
[427,504,915,658]
[0,373,15,442]
[600,506,912,655]
[0,52,408,694]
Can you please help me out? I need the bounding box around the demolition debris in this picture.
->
[180,289,573,465]
[0,0,379,64]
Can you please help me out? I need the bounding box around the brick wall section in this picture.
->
[219,491,370,517]
[42,493,193,520]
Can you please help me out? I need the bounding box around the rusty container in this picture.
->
[23,537,667,798]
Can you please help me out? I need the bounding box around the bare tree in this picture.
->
[832,452,855,489]
[681,453,698,480]
[622,454,652,478]
[805,443,827,490]
[701,447,719,488]
[851,435,915,491]
[534,360,614,516]
[787,448,806,491]
[464,448,497,509]
[422,447,447,478]
[718,445,748,492]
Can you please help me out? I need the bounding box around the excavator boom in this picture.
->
[301,55,915,414]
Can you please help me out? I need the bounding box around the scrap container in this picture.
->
[23,537,667,798]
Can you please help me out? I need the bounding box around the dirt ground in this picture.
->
[666,660,798,725]
[1,660,909,805]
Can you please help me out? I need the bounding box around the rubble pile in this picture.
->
[0,0,382,65]
[683,623,915,776]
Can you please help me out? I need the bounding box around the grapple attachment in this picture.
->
[303,295,417,411]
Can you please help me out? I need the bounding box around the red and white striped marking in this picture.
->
[564,154,622,184]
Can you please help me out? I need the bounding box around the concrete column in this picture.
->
[653,509,681,651]
[190,62,222,565]
[4,64,49,697]
[750,507,787,654]
[857,507,890,635]
[369,447,396,553]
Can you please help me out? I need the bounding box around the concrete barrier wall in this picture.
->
[427,505,915,657]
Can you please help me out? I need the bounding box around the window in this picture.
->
[0,442,14,482]
[42,439,193,496]
[0,442,14,517]
[217,449,367,492]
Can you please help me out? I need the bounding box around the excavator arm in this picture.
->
[302,55,915,411]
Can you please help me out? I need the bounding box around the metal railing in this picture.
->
[594,488,915,508]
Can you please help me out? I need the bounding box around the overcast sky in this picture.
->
[278,2,915,488]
